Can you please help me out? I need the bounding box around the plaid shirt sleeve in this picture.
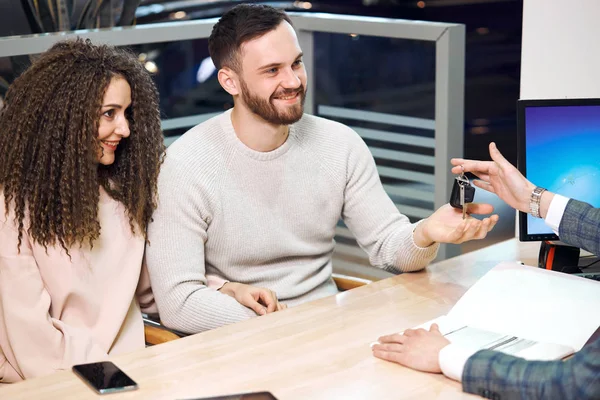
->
[559,199,600,256]
[460,198,600,399]
[462,337,600,400]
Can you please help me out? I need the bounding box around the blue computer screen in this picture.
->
[522,103,600,237]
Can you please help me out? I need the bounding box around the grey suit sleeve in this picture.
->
[558,199,600,256]
[462,337,600,400]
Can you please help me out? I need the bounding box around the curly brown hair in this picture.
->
[0,39,165,252]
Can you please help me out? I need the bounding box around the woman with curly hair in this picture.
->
[0,39,165,383]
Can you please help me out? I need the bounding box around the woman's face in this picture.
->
[97,76,132,165]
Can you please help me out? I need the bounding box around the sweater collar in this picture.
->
[219,109,296,161]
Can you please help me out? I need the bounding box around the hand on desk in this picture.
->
[414,203,499,248]
[371,323,450,373]
[219,282,287,315]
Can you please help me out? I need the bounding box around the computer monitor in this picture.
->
[517,98,600,241]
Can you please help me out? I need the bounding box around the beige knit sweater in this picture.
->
[146,109,439,333]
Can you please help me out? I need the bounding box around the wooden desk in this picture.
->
[3,239,541,400]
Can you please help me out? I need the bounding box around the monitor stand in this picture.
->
[538,241,600,274]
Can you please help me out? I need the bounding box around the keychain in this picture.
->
[450,166,475,219]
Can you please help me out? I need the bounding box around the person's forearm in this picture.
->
[558,199,600,256]
[156,284,257,333]
[0,256,107,380]
[413,219,435,248]
[387,221,438,273]
[539,190,555,220]
[463,348,597,400]
[340,136,438,272]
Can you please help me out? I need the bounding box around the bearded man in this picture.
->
[146,4,498,333]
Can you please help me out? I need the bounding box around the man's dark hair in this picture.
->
[208,4,293,71]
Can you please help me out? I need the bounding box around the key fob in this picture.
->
[450,175,475,209]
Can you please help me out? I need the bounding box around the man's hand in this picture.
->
[450,142,538,214]
[371,323,450,373]
[414,203,498,247]
[219,282,287,315]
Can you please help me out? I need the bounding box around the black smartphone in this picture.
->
[72,361,138,394]
[182,392,278,400]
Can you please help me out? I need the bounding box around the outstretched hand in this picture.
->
[450,142,535,213]
[415,203,498,247]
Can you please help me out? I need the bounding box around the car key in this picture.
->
[450,171,475,219]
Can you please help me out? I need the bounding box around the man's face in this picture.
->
[236,21,307,125]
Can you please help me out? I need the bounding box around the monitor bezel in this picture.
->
[517,97,600,241]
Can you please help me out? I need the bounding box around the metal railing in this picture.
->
[0,12,465,263]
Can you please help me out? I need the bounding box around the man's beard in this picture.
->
[239,78,306,125]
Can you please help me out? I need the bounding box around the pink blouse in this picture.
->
[0,188,156,383]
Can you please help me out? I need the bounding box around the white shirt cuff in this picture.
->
[438,343,477,382]
[544,194,570,235]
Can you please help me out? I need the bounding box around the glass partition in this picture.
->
[0,13,464,264]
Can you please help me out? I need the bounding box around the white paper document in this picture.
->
[415,262,600,360]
